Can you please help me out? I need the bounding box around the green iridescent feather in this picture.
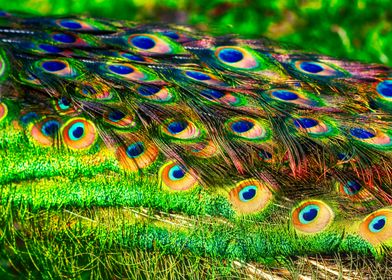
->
[0,11,392,279]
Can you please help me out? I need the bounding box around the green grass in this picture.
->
[1,0,391,65]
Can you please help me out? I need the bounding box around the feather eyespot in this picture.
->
[42,60,66,71]
[56,19,105,31]
[108,64,134,75]
[161,30,180,40]
[37,58,80,79]
[376,80,392,100]
[186,140,218,158]
[291,200,334,233]
[79,82,114,100]
[19,42,68,56]
[229,179,273,214]
[338,179,376,203]
[294,118,319,129]
[163,119,200,140]
[62,118,97,150]
[128,33,185,55]
[120,52,148,62]
[130,35,155,49]
[55,18,114,32]
[272,89,299,101]
[359,208,392,245]
[266,89,323,108]
[53,97,78,115]
[104,62,160,83]
[57,19,82,29]
[293,117,335,137]
[159,30,192,42]
[30,117,61,146]
[52,33,76,43]
[137,85,174,102]
[19,111,40,127]
[103,109,135,129]
[226,117,269,141]
[116,140,159,172]
[215,46,266,71]
[38,44,63,54]
[50,32,93,46]
[57,97,71,110]
[343,180,362,195]
[183,70,227,87]
[159,161,198,191]
[0,102,8,123]
[57,19,83,30]
[293,60,346,78]
[349,127,392,147]
[368,216,387,233]
[350,127,375,139]
[200,88,245,106]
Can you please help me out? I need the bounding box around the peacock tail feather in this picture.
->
[0,11,392,279]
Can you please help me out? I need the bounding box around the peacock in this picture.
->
[0,10,392,279]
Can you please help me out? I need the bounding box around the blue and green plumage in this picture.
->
[0,11,392,278]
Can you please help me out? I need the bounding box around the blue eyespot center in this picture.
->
[168,121,188,134]
[138,85,160,96]
[108,110,125,122]
[299,204,319,224]
[169,165,186,180]
[39,44,62,53]
[161,31,180,40]
[81,85,96,96]
[239,185,257,202]
[294,118,318,129]
[20,112,39,125]
[369,215,387,233]
[108,64,134,75]
[121,53,144,62]
[41,120,60,136]
[200,89,225,100]
[185,71,211,81]
[337,153,351,161]
[52,33,76,43]
[42,61,67,72]
[272,90,299,101]
[376,80,392,98]
[126,142,145,158]
[231,120,254,133]
[69,122,85,140]
[58,97,71,110]
[60,20,82,29]
[300,62,324,73]
[344,180,362,195]
[218,48,244,63]
[131,36,156,50]
[350,127,375,139]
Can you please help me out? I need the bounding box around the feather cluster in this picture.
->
[0,12,392,261]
